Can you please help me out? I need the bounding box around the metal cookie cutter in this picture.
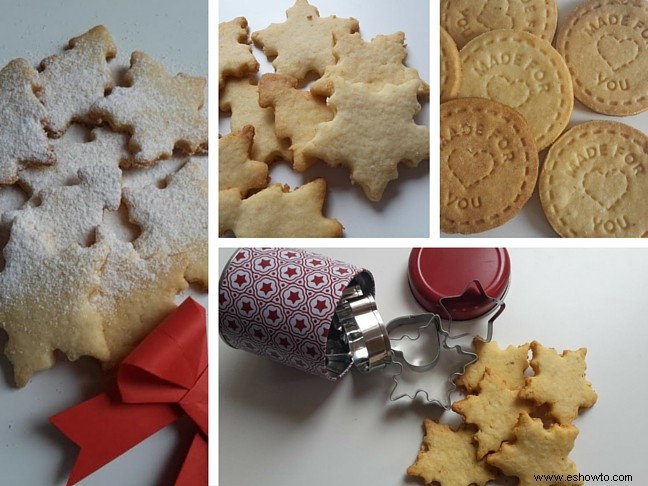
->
[387,280,506,408]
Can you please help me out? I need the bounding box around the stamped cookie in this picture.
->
[219,125,268,195]
[303,78,429,202]
[441,0,558,49]
[219,178,343,237]
[219,17,259,89]
[556,0,648,116]
[310,32,429,98]
[258,73,333,171]
[407,419,496,486]
[440,98,539,234]
[220,77,292,163]
[440,26,461,102]
[487,413,582,486]
[539,120,648,237]
[458,29,573,151]
[91,51,208,166]
[519,341,598,425]
[38,25,117,136]
[0,58,54,185]
[251,0,359,82]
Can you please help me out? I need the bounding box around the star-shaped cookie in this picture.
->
[310,32,429,97]
[0,229,109,386]
[407,419,496,486]
[123,158,207,288]
[455,340,530,392]
[38,25,117,136]
[220,77,292,163]
[94,226,189,367]
[303,78,428,201]
[252,0,359,82]
[487,413,582,486]
[452,369,534,458]
[519,341,597,424]
[0,58,53,185]
[258,73,332,171]
[219,125,268,195]
[91,51,207,165]
[219,178,343,237]
[219,17,259,88]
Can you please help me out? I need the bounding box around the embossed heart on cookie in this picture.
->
[476,0,514,29]
[597,35,639,72]
[448,148,496,188]
[486,75,530,108]
[583,168,628,209]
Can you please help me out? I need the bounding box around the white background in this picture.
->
[219,247,648,485]
[0,1,207,485]
[219,0,430,238]
[442,0,648,238]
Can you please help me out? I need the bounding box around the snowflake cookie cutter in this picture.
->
[387,280,506,409]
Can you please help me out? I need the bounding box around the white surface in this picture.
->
[219,247,648,485]
[0,1,207,485]
[218,0,430,238]
[442,0,648,238]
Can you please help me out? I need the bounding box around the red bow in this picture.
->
[50,298,208,486]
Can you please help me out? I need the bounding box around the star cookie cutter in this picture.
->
[387,280,505,409]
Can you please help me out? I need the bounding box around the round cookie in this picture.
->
[540,120,648,238]
[440,26,461,102]
[440,98,539,234]
[555,0,648,116]
[458,29,573,151]
[440,0,558,49]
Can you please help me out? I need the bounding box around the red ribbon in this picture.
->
[50,297,208,486]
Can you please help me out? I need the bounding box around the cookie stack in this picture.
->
[218,0,430,237]
[440,0,648,237]
[408,340,597,486]
[0,26,208,386]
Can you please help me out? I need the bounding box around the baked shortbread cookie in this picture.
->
[487,413,582,486]
[0,59,54,185]
[124,158,208,288]
[304,78,428,202]
[258,73,333,171]
[220,77,292,163]
[219,125,269,194]
[219,17,259,88]
[94,226,189,367]
[310,32,429,98]
[252,0,359,82]
[0,222,110,386]
[91,51,208,166]
[219,178,343,237]
[38,25,117,136]
[407,419,496,486]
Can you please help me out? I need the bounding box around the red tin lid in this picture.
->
[408,248,510,321]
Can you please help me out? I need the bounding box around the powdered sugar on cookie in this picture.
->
[38,25,117,137]
[0,59,54,185]
[91,51,208,166]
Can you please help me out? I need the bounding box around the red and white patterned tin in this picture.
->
[219,248,374,380]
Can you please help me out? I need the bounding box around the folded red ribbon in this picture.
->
[50,297,208,486]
